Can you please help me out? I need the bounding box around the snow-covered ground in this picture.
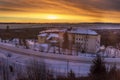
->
[0,48,90,78]
[1,38,120,79]
[0,38,119,58]
[1,38,120,59]
[0,45,120,79]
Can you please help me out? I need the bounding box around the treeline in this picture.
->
[0,55,120,80]
[95,29,120,47]
[0,26,48,40]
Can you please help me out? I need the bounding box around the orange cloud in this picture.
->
[0,0,119,23]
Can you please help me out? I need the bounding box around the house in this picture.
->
[38,32,59,44]
[38,33,48,43]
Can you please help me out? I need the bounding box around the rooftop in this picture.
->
[47,33,59,40]
[69,29,98,35]
[38,33,48,37]
[39,28,98,35]
[40,29,67,33]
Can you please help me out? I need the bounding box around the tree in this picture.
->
[6,25,10,32]
[23,38,29,49]
[89,55,108,80]
[62,31,69,54]
[67,70,76,80]
[26,59,47,80]
[107,65,120,80]
[0,59,10,80]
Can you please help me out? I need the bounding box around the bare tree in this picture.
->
[0,59,10,80]
[26,59,47,80]
[62,31,69,54]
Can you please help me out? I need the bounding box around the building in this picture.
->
[38,28,100,53]
[38,33,48,43]
[69,29,100,53]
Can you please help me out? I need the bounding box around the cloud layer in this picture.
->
[0,0,120,23]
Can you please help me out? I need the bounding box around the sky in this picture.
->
[0,0,120,23]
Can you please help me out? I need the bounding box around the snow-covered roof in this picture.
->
[39,28,98,35]
[38,33,47,37]
[47,33,59,40]
[69,29,98,35]
[40,29,66,33]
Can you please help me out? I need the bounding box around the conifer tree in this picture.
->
[89,55,107,80]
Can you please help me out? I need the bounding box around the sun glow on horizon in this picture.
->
[0,12,119,23]
[0,0,119,23]
[46,15,58,20]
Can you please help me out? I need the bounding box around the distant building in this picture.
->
[38,28,100,53]
[38,33,48,43]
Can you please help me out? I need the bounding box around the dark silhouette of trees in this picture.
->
[56,70,76,80]
[22,38,29,49]
[89,55,108,80]
[26,59,47,80]
[107,65,120,80]
[6,25,10,32]
[16,59,49,80]
[0,59,10,80]
[67,70,76,80]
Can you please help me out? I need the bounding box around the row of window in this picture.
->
[75,38,88,41]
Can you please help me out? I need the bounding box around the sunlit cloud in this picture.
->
[0,0,119,23]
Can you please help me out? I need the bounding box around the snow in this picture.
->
[0,53,7,59]
[1,37,120,78]
[50,40,58,43]
[0,41,15,47]
[40,29,66,33]
[0,47,91,77]
[69,29,98,35]
[27,40,34,45]
[40,44,48,48]
[38,33,47,37]
[46,33,59,40]
[100,45,105,50]
[40,28,98,35]
[1,43,120,79]
[99,46,120,58]
[0,38,120,59]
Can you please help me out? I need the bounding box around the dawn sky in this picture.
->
[0,0,120,23]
